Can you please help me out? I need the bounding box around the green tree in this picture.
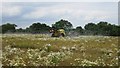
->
[96,21,118,36]
[52,19,73,35]
[16,28,26,33]
[1,23,17,33]
[84,21,119,36]
[52,19,73,29]
[117,25,120,36]
[97,21,108,35]
[84,23,97,35]
[108,24,119,36]
[75,26,84,35]
[84,23,96,30]
[28,22,50,33]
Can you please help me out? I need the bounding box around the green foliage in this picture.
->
[28,22,50,33]
[84,21,120,36]
[52,19,73,35]
[52,19,73,30]
[85,23,97,31]
[1,23,17,33]
[108,25,120,36]
[75,26,84,34]
[16,28,26,33]
[1,20,119,36]
[84,23,97,35]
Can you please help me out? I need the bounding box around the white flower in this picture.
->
[71,47,76,50]
[62,46,67,50]
[47,44,51,46]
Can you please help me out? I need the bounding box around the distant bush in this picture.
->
[1,20,120,36]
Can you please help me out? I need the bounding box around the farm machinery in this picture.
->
[49,28,66,37]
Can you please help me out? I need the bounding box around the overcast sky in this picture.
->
[1,0,119,2]
[2,2,118,29]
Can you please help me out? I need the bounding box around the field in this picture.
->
[1,34,119,66]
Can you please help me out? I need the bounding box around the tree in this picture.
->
[97,21,111,35]
[75,26,84,35]
[117,25,120,36]
[84,23,97,35]
[52,19,73,35]
[84,21,119,36]
[52,19,73,29]
[28,22,50,33]
[85,23,97,30]
[1,23,17,33]
[16,28,26,33]
[108,24,119,36]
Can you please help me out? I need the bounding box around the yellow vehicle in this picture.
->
[50,29,66,37]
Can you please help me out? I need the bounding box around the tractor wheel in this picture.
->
[60,33,65,37]
[51,34,55,37]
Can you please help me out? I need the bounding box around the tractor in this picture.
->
[50,28,66,37]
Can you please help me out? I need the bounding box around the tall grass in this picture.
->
[2,34,119,66]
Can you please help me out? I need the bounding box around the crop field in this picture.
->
[1,34,119,66]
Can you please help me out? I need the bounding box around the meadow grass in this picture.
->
[1,34,119,66]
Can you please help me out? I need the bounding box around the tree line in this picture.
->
[0,19,120,36]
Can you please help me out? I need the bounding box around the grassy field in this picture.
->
[1,34,119,66]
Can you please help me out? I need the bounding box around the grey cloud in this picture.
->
[2,2,118,28]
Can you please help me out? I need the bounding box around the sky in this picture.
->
[1,2,118,29]
[1,0,119,2]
